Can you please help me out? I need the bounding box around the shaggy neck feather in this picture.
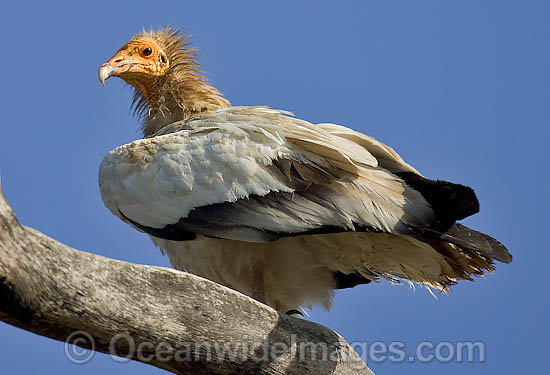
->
[129,70,230,137]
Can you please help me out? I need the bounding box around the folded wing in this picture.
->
[99,106,510,290]
[99,107,437,239]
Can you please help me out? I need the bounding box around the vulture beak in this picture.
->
[98,63,116,87]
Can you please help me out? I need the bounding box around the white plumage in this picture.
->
[99,106,508,312]
[100,107,429,235]
[98,28,511,313]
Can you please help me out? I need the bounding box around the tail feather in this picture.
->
[439,223,512,264]
[409,223,511,292]
[367,223,511,292]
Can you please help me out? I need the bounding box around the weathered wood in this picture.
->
[0,179,372,374]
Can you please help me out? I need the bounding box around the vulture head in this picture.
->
[98,37,171,87]
[99,27,229,136]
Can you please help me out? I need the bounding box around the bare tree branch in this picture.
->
[0,180,373,374]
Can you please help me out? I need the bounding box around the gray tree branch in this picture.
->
[0,180,372,375]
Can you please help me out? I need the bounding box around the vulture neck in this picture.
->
[132,70,230,137]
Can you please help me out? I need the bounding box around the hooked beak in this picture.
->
[98,63,116,87]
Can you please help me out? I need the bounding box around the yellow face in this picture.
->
[99,39,169,85]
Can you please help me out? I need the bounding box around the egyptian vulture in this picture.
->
[98,28,511,313]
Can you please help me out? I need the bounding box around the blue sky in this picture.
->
[0,1,547,373]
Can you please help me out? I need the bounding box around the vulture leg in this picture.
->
[251,258,266,304]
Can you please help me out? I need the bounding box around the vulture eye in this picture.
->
[141,47,153,57]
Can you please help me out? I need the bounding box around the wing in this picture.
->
[99,107,481,245]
